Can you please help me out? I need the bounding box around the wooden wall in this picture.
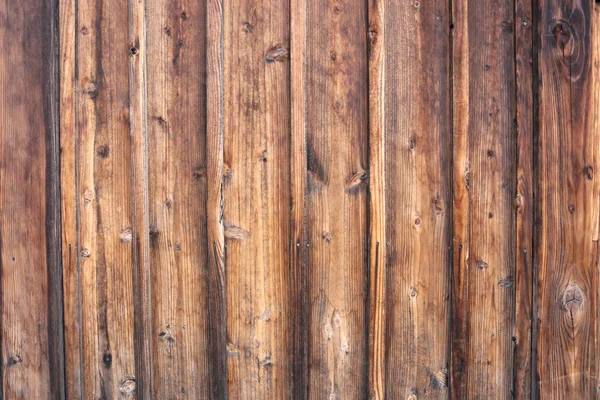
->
[1,0,600,398]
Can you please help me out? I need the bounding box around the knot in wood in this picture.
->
[265,44,288,63]
[562,283,584,313]
[120,377,136,397]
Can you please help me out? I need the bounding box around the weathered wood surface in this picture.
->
[536,0,599,397]
[2,0,600,398]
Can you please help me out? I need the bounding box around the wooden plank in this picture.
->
[380,1,451,398]
[515,0,534,396]
[451,0,517,397]
[291,1,369,398]
[68,0,138,395]
[367,0,386,398]
[223,0,292,397]
[0,0,62,396]
[290,0,308,398]
[60,0,81,396]
[206,0,228,398]
[536,0,598,396]
[450,0,470,396]
[128,0,153,397]
[145,0,212,396]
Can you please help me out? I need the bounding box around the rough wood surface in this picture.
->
[146,0,212,397]
[223,0,292,397]
[67,0,138,396]
[0,0,63,397]
[380,1,452,398]
[291,1,369,398]
[4,1,600,398]
[451,0,517,397]
[536,0,598,397]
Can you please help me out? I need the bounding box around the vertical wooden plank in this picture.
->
[0,0,62,396]
[206,0,228,398]
[145,0,212,396]
[381,0,451,398]
[367,0,386,398]
[60,0,83,395]
[292,0,369,398]
[536,0,598,396]
[515,0,534,396]
[452,0,517,397]
[72,0,138,395]
[129,0,153,397]
[450,0,470,396]
[223,0,292,397]
[290,0,308,398]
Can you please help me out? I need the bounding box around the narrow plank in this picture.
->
[223,0,292,397]
[73,0,137,395]
[206,0,228,397]
[290,0,308,397]
[60,0,83,395]
[515,0,534,396]
[128,0,153,396]
[536,0,598,396]
[382,0,451,398]
[145,0,212,396]
[292,0,369,398]
[451,0,517,397]
[0,0,61,396]
[450,0,471,396]
[367,0,386,398]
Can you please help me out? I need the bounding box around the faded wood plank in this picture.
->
[145,0,212,397]
[0,0,62,396]
[223,0,292,397]
[515,0,534,396]
[451,0,517,397]
[291,1,369,398]
[536,0,599,396]
[381,1,451,398]
[69,0,138,395]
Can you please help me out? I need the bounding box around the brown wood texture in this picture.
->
[3,0,600,398]
[536,0,599,397]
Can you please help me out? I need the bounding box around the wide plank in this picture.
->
[451,0,517,397]
[223,0,292,397]
[536,0,599,396]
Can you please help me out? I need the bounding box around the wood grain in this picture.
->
[367,0,386,398]
[223,0,292,397]
[291,1,369,398]
[451,0,517,397]
[68,0,138,396]
[0,0,63,396]
[536,0,598,396]
[380,1,452,398]
[146,0,212,397]
[515,0,534,396]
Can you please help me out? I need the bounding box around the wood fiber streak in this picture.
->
[515,0,534,396]
[223,0,292,398]
[536,0,598,397]
[0,0,61,396]
[146,0,212,397]
[381,1,451,399]
[367,0,386,398]
[206,0,228,398]
[292,0,369,398]
[70,0,137,396]
[452,0,517,397]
